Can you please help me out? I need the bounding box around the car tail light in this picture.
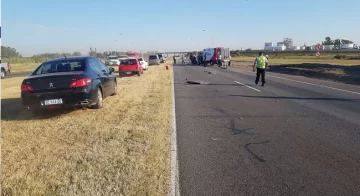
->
[69,78,92,88]
[21,84,34,92]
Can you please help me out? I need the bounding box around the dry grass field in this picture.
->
[232,56,360,66]
[1,63,173,195]
[9,63,40,73]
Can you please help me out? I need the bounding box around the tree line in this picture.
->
[1,46,128,60]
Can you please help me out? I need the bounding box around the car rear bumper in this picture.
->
[119,69,139,72]
[149,61,160,65]
[21,87,97,110]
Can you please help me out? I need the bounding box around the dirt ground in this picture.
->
[230,61,360,86]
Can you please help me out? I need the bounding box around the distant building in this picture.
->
[340,43,355,50]
[323,45,335,50]
[292,46,300,50]
[264,42,274,50]
[283,38,293,50]
[264,42,286,51]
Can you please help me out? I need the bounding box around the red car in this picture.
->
[118,58,143,77]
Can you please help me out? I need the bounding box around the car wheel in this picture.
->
[119,73,123,78]
[137,71,141,76]
[92,88,103,109]
[1,69,5,78]
[111,81,117,96]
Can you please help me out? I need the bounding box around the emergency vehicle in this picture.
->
[202,47,231,68]
[127,51,140,59]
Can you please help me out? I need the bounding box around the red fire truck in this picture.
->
[127,51,139,59]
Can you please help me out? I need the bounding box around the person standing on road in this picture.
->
[253,52,268,86]
[218,54,222,66]
[173,55,176,64]
[181,55,185,64]
[228,54,231,67]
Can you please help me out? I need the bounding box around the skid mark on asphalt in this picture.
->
[230,119,254,135]
[244,140,271,162]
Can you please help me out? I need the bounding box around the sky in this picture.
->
[2,0,360,57]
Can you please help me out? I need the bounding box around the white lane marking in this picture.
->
[234,81,261,92]
[169,66,180,196]
[237,69,360,95]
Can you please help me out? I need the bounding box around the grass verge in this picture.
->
[9,63,40,73]
[1,63,173,195]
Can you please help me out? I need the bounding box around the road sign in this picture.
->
[316,52,321,56]
[316,44,321,50]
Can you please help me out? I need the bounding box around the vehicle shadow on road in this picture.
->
[1,97,74,121]
[228,95,360,102]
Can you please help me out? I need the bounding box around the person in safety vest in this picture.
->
[253,52,268,86]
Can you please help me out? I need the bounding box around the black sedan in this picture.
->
[21,56,117,116]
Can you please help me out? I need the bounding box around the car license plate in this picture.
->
[44,98,63,105]
[126,72,132,74]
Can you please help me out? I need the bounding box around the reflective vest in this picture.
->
[256,56,267,69]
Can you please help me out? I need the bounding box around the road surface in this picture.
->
[174,64,360,196]
[3,72,32,79]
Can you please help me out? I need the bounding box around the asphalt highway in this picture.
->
[174,64,360,196]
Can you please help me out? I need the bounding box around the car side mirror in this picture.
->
[109,67,115,74]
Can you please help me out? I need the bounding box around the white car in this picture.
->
[118,55,128,63]
[138,57,149,70]
[106,55,120,66]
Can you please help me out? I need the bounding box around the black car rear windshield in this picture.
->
[158,54,163,57]
[121,59,137,65]
[33,59,85,75]
[149,55,158,59]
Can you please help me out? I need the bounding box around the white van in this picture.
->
[148,54,160,65]
[157,53,166,63]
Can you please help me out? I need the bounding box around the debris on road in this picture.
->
[204,70,216,74]
[186,80,201,84]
